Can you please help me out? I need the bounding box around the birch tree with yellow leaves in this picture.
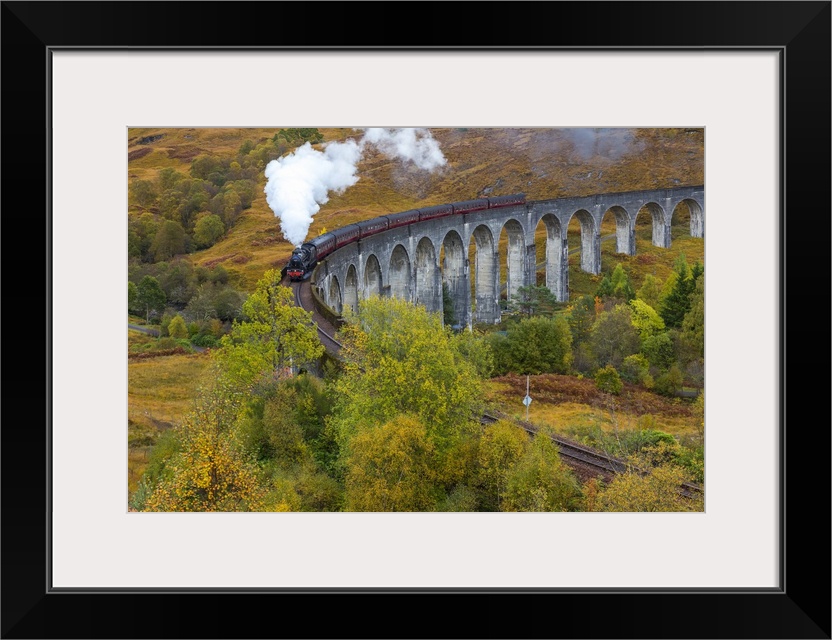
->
[214,268,323,389]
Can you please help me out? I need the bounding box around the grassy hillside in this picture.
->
[487,374,700,441]
[127,349,213,492]
[128,127,704,292]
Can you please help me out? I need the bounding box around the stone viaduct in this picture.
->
[313,186,704,327]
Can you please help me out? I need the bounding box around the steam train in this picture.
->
[285,193,526,281]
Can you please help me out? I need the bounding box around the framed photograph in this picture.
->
[4,1,829,638]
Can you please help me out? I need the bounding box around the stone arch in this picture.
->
[344,264,358,314]
[672,198,704,238]
[364,254,382,298]
[388,244,412,301]
[565,209,599,274]
[471,224,499,323]
[327,275,342,314]
[634,202,669,248]
[600,205,633,255]
[415,237,439,313]
[441,230,467,328]
[536,214,565,301]
[500,218,526,302]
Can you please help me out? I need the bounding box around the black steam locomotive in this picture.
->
[285,193,526,281]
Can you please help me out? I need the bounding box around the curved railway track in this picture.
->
[285,276,343,353]
[482,412,703,499]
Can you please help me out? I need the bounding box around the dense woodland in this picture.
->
[128,127,705,512]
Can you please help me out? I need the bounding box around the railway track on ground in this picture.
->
[481,412,703,499]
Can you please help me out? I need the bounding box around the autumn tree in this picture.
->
[629,299,665,340]
[502,431,583,512]
[215,268,323,388]
[641,332,676,369]
[654,363,684,397]
[257,464,342,512]
[620,353,650,384]
[129,179,158,207]
[218,189,243,226]
[237,374,333,469]
[567,294,596,345]
[589,305,640,368]
[636,273,662,310]
[130,212,159,262]
[142,423,265,512]
[158,167,184,190]
[509,284,560,317]
[692,391,705,443]
[128,281,139,315]
[190,154,224,181]
[168,314,188,339]
[597,264,635,301]
[150,220,187,262]
[595,464,702,512]
[193,213,225,249]
[609,263,635,301]
[595,365,623,395]
[232,372,342,511]
[477,420,529,510]
[260,397,310,465]
[136,275,166,323]
[502,315,573,375]
[231,179,257,210]
[679,275,705,364]
[158,259,197,305]
[238,139,255,156]
[344,415,437,511]
[142,378,266,512]
[185,283,220,322]
[452,329,495,379]
[486,332,514,376]
[595,275,614,299]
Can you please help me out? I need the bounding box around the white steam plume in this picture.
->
[360,127,447,171]
[264,140,362,247]
[264,128,446,246]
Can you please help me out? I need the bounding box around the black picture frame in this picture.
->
[2,2,829,638]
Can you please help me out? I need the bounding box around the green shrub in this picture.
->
[168,314,188,339]
[159,312,174,337]
[642,332,676,369]
[675,445,705,483]
[191,333,218,348]
[139,429,182,492]
[621,353,649,383]
[654,364,683,396]
[595,365,623,395]
[128,420,158,448]
[440,485,479,512]
[156,337,179,350]
[129,477,153,511]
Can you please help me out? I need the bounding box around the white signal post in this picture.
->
[523,374,532,421]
